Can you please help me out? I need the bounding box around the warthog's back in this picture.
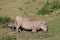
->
[21,20,45,30]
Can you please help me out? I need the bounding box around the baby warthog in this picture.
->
[8,16,48,33]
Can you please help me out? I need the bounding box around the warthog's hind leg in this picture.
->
[32,29,37,33]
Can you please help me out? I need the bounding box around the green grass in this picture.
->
[0,0,60,40]
[0,33,16,40]
[37,0,60,15]
[0,16,12,28]
[0,16,10,23]
[0,35,16,40]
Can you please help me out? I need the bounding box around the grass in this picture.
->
[0,35,16,40]
[0,16,10,23]
[0,16,12,28]
[0,0,60,40]
[37,0,60,15]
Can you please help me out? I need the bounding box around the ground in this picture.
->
[0,0,60,40]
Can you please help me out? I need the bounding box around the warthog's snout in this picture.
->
[43,27,48,33]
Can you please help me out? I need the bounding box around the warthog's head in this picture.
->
[8,22,16,29]
[40,20,48,32]
[41,25,48,33]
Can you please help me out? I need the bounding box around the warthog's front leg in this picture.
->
[16,27,19,33]
[16,24,21,33]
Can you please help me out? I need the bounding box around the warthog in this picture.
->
[8,16,48,33]
[15,16,48,33]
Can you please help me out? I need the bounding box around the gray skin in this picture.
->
[15,16,48,33]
